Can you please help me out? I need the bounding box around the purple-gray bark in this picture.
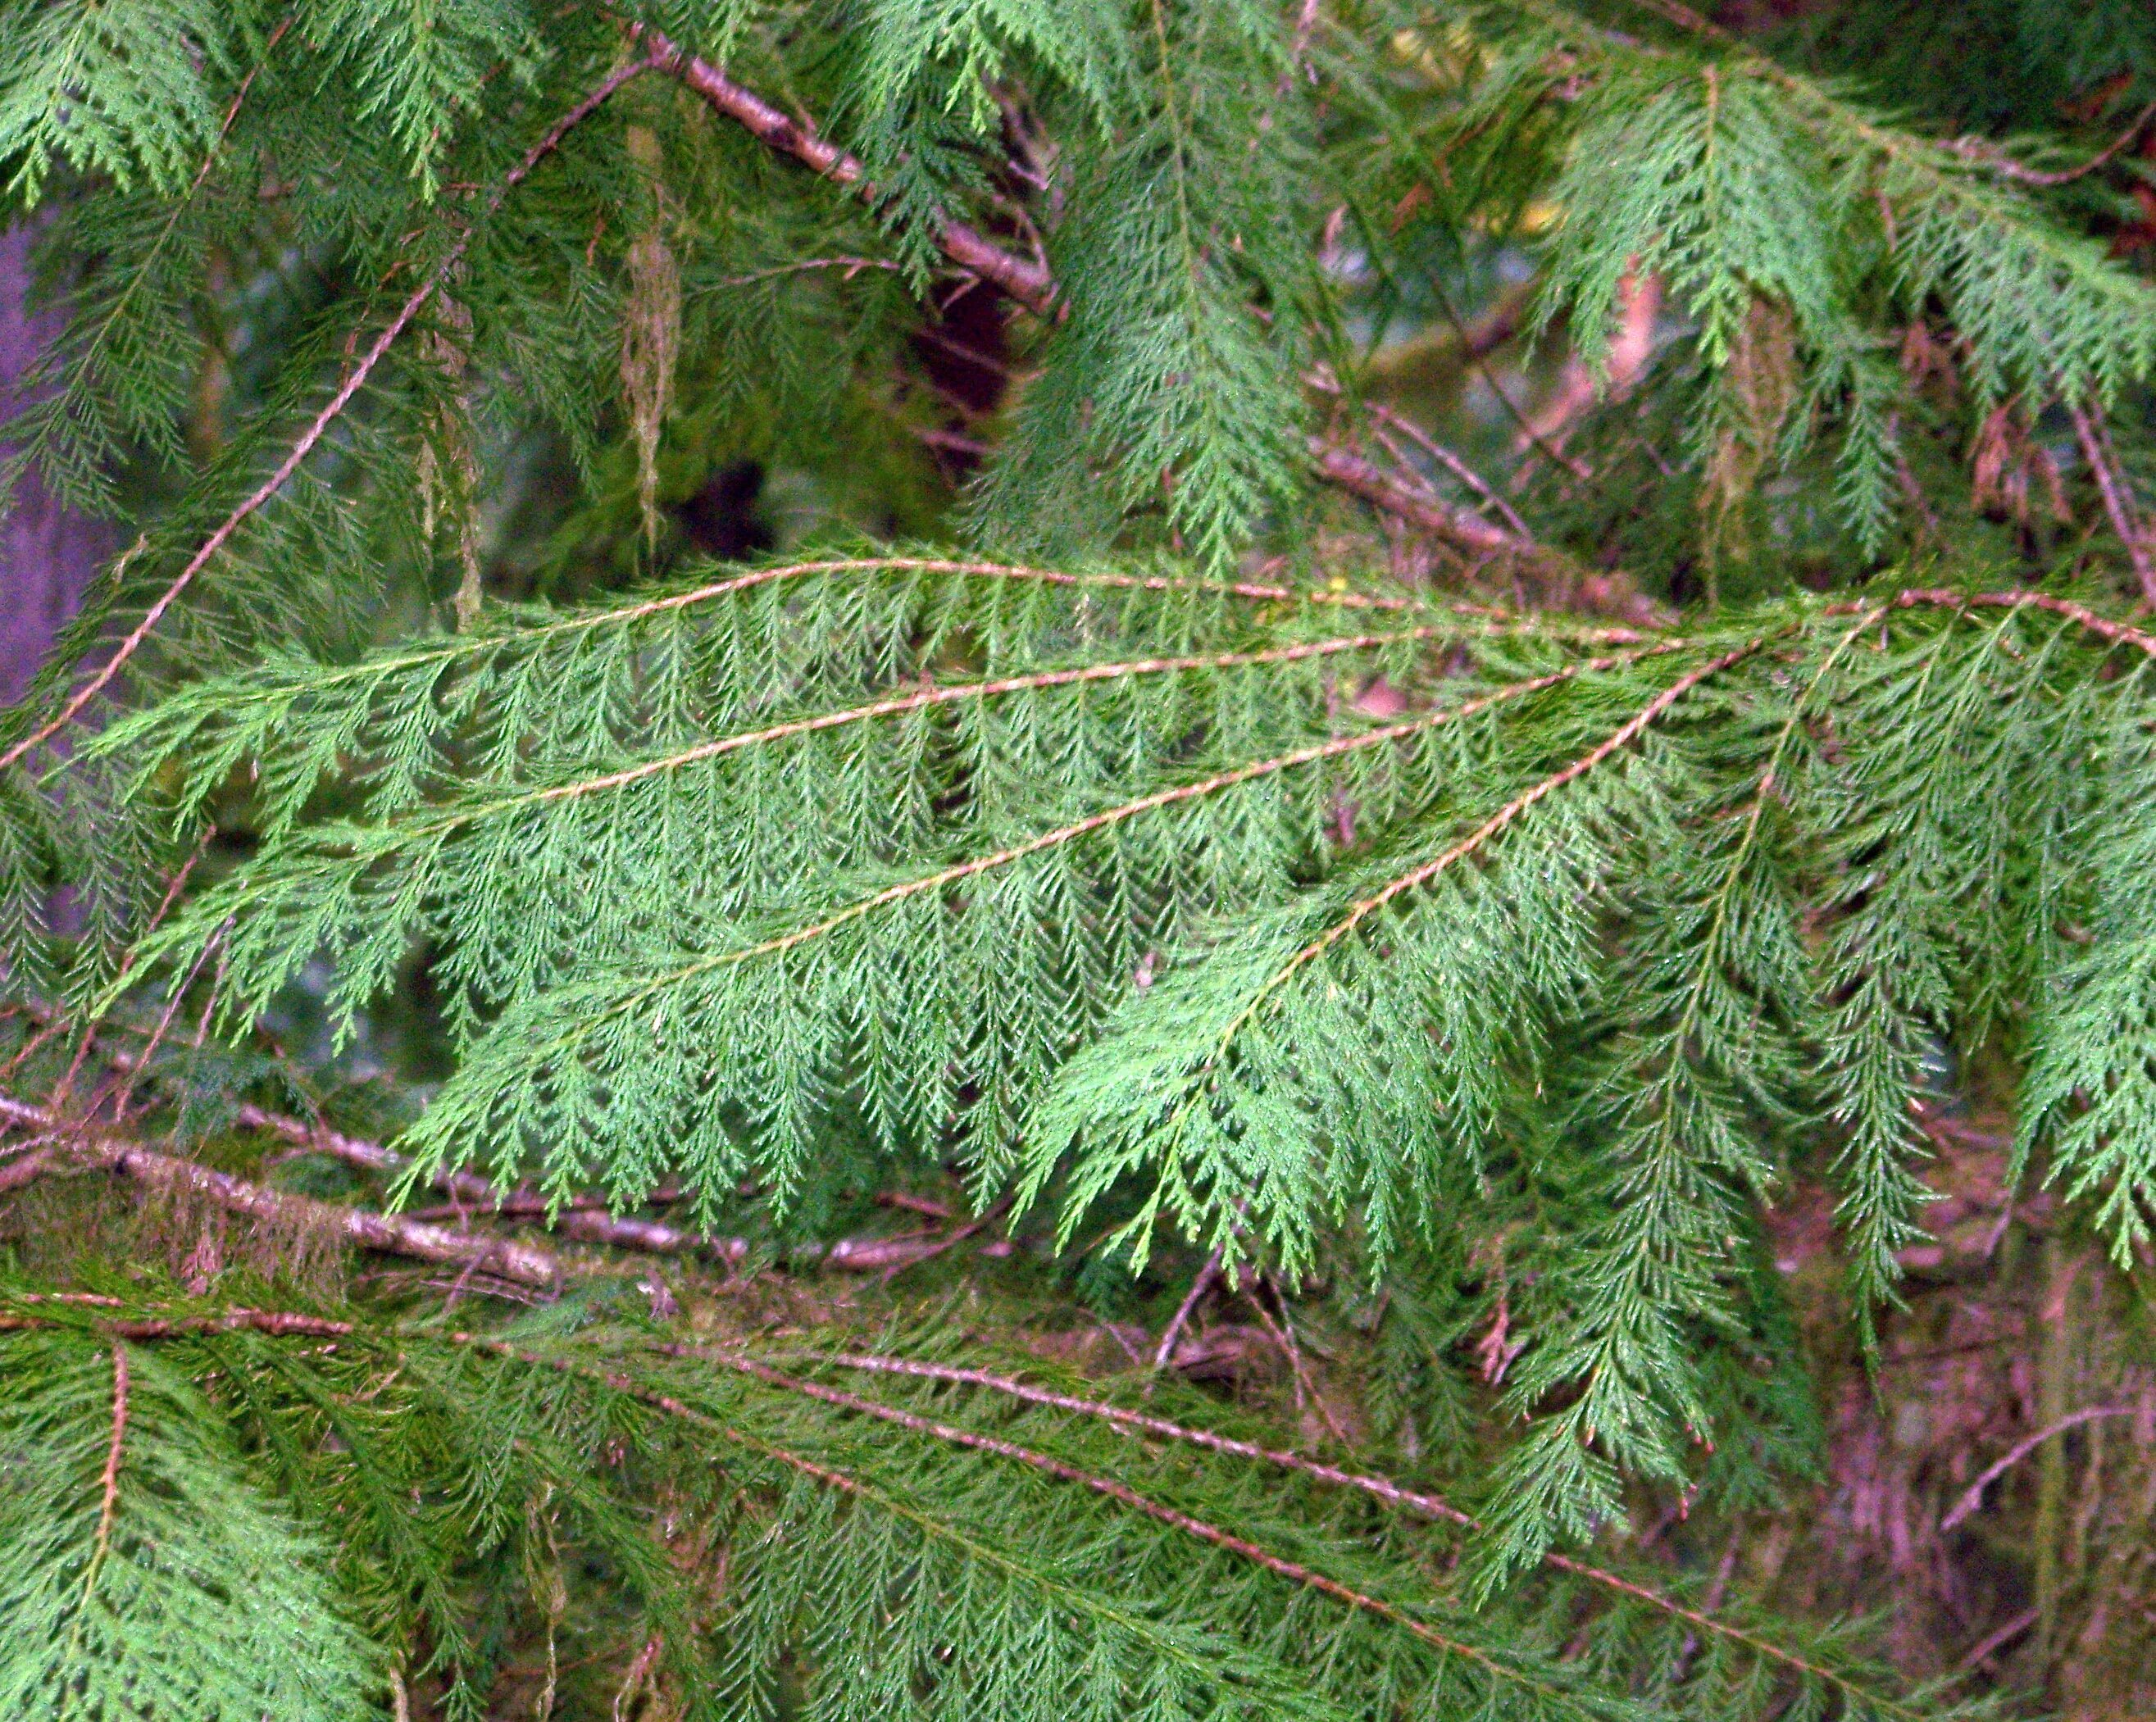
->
[0,223,106,704]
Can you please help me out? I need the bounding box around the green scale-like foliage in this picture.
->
[93,568,2156,1585]
[0,1324,381,1722]
[0,1284,1983,1722]
[4,0,2156,1715]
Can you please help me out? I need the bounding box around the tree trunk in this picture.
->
[0,222,106,704]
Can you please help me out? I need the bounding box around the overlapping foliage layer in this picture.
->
[3,0,2155,1717]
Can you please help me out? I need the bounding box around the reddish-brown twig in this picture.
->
[0,1301,355,1339]
[1308,440,1665,624]
[0,1094,562,1288]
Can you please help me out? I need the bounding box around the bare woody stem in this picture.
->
[0,1293,356,1340]
[224,1096,730,1261]
[61,1338,134,1642]
[1308,440,1666,625]
[1950,101,2156,188]
[2067,400,2156,608]
[7,1034,984,1271]
[7,1020,1011,1271]
[1149,1246,1221,1374]
[0,52,660,774]
[0,1094,562,1288]
[116,1139,566,1288]
[1940,1404,2135,1532]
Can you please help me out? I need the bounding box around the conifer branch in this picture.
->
[586,646,1682,1015]
[1209,635,1774,1061]
[635,22,1676,570]
[698,1353,1603,1702]
[631,25,1059,317]
[362,624,1467,838]
[7,7,2153,1708]
[93,1339,129,1559]
[13,13,298,506]
[794,1349,1927,1715]
[0,51,658,772]
[445,1332,1300,1695]
[216,555,1445,711]
[1951,102,2156,189]
[1875,587,2156,657]
[1622,0,2153,195]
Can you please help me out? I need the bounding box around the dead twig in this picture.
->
[1308,439,1667,623]
[1368,403,1533,540]
[634,24,1057,318]
[1940,1404,2135,1531]
[225,1094,747,1262]
[2067,397,2156,607]
[1151,1246,1222,1375]
[1954,1606,2040,1673]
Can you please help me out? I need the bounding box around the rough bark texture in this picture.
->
[0,223,105,703]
